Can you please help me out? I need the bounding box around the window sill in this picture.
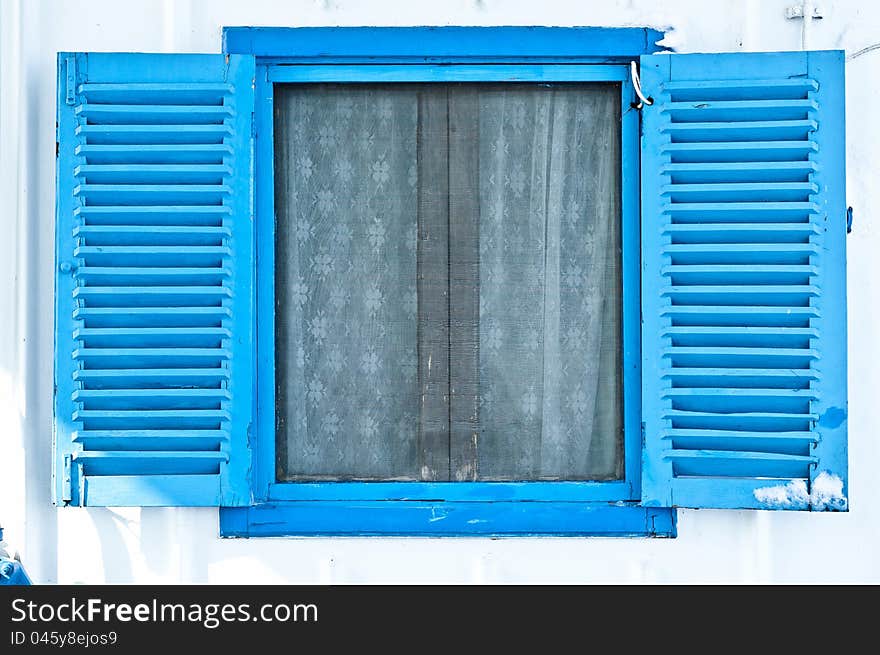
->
[219,503,676,538]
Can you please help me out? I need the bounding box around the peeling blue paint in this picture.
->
[819,406,847,429]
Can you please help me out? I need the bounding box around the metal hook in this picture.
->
[630,61,653,110]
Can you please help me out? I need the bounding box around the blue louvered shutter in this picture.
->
[640,51,847,510]
[54,53,255,506]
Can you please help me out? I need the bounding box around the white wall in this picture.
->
[1,0,877,584]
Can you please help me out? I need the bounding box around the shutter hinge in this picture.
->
[61,454,72,503]
[847,206,853,234]
[785,3,823,20]
[78,464,86,505]
[65,55,76,106]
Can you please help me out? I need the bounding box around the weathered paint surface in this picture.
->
[1,0,879,583]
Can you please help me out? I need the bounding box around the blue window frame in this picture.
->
[54,27,848,536]
[257,64,640,504]
[218,26,673,537]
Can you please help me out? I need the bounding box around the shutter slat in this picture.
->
[72,288,233,310]
[663,99,817,121]
[73,430,228,451]
[663,411,818,432]
[74,246,231,267]
[663,428,818,440]
[662,141,818,162]
[664,388,820,399]
[74,184,232,205]
[665,224,820,240]
[640,51,847,510]
[73,347,231,360]
[74,245,230,254]
[73,307,232,328]
[663,182,817,202]
[662,265,817,285]
[661,78,818,98]
[76,331,229,349]
[74,184,233,194]
[78,82,233,102]
[76,104,233,123]
[662,120,817,141]
[75,225,231,235]
[661,306,819,329]
[663,367,819,383]
[75,327,231,337]
[72,410,232,430]
[75,164,232,184]
[75,124,233,145]
[72,389,232,409]
[55,52,254,507]
[74,369,229,388]
[74,452,227,476]
[74,451,228,461]
[663,161,818,184]
[663,327,817,349]
[76,268,231,285]
[666,450,816,479]
[665,244,818,266]
[75,144,233,165]
[75,206,231,226]
[665,347,818,369]
[72,388,232,398]
[661,285,821,307]
[664,204,820,221]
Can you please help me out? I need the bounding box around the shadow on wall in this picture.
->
[83,509,134,584]
[84,508,218,583]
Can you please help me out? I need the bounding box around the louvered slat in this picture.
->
[640,51,847,510]
[55,53,254,507]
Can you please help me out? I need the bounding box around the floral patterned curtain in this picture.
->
[274,83,622,482]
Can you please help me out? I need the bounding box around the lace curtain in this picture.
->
[274,83,622,482]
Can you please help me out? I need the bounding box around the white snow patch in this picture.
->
[653,26,681,52]
[753,472,847,510]
[810,472,849,511]
[754,479,810,507]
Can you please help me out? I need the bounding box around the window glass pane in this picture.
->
[274,86,423,479]
[462,85,623,480]
[274,83,622,482]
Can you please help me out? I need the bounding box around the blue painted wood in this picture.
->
[267,481,631,503]
[621,77,642,500]
[253,68,275,503]
[55,53,80,506]
[83,475,221,506]
[223,26,665,61]
[241,58,647,538]
[54,52,255,507]
[220,503,676,537]
[267,64,629,83]
[639,50,847,510]
[808,51,848,504]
